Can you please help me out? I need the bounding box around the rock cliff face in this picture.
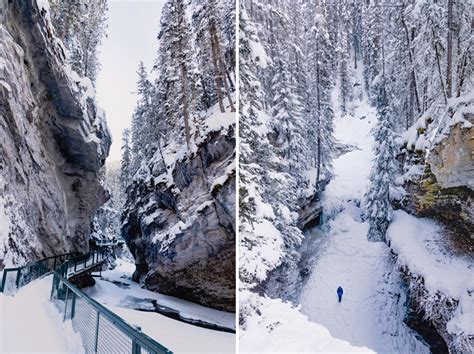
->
[122,125,235,312]
[393,113,473,351]
[397,115,473,244]
[428,118,474,191]
[0,0,111,266]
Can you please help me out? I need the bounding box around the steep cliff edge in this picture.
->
[397,109,473,245]
[392,102,473,351]
[122,106,235,312]
[0,0,111,266]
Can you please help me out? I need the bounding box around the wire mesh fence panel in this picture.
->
[72,296,99,353]
[51,278,68,315]
[140,345,155,354]
[0,252,81,294]
[18,264,46,288]
[1,270,19,295]
[45,252,171,354]
[67,263,76,277]
[97,314,133,353]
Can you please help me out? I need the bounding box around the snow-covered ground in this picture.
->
[86,260,235,329]
[323,83,375,210]
[299,75,429,352]
[109,305,235,353]
[0,275,85,353]
[240,291,374,353]
[239,68,426,353]
[0,262,235,354]
[84,260,236,353]
[388,210,474,341]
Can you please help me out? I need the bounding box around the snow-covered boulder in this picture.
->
[396,110,473,240]
[122,109,235,312]
[0,1,111,266]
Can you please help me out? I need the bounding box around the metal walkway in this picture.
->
[0,249,107,294]
[1,248,173,354]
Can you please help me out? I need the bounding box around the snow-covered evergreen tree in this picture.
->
[360,0,383,104]
[120,129,132,191]
[193,0,235,113]
[270,52,307,182]
[50,0,108,84]
[305,1,335,187]
[364,95,397,242]
[154,0,200,149]
[130,62,155,173]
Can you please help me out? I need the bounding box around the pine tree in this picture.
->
[364,96,397,242]
[218,0,236,84]
[193,0,235,113]
[306,2,335,187]
[155,0,201,149]
[120,129,132,191]
[361,0,383,104]
[131,62,154,173]
[239,4,267,225]
[50,0,108,84]
[338,27,353,115]
[270,53,307,179]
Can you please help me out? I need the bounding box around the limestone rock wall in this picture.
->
[397,115,473,242]
[122,127,235,312]
[0,1,110,266]
[428,118,474,190]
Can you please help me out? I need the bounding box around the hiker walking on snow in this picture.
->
[337,286,344,303]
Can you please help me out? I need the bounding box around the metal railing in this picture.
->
[0,252,76,294]
[51,272,172,354]
[0,249,108,294]
[56,249,107,280]
[94,238,125,247]
[1,247,172,353]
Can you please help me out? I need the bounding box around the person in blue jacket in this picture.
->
[337,286,344,303]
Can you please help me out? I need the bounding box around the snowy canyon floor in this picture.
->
[241,79,433,352]
[84,260,236,353]
[298,91,428,353]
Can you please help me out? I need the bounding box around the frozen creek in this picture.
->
[299,90,429,353]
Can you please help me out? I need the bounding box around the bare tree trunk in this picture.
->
[446,0,453,98]
[402,19,421,116]
[226,69,235,90]
[434,40,448,105]
[211,24,235,112]
[315,46,322,188]
[423,77,428,112]
[208,25,226,113]
[158,139,166,172]
[456,42,470,97]
[353,33,358,70]
[179,62,191,149]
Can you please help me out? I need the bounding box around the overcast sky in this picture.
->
[96,0,166,162]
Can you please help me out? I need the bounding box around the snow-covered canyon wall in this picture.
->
[398,110,473,243]
[393,108,473,352]
[0,0,111,267]
[122,109,235,312]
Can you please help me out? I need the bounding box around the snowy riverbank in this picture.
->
[86,260,236,353]
[1,265,236,354]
